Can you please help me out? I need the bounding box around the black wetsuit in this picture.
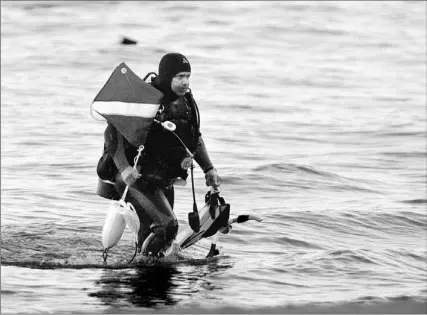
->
[105,92,213,256]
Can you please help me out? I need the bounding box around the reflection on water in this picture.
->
[91,266,180,308]
[89,259,233,309]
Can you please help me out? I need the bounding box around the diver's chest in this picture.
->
[166,98,191,116]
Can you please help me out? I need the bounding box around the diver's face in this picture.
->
[171,71,191,96]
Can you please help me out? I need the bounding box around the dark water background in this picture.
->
[1,1,426,314]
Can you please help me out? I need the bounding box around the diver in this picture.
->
[103,53,221,257]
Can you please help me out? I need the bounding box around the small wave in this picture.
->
[401,199,427,204]
[328,249,378,264]
[205,19,230,27]
[299,26,349,36]
[381,151,427,158]
[406,252,426,262]
[1,260,132,270]
[329,183,383,194]
[387,213,427,228]
[374,96,411,102]
[387,249,427,264]
[23,3,58,11]
[376,131,426,137]
[253,163,336,178]
[353,212,427,231]
[164,3,200,12]
[1,254,222,270]
[101,298,427,314]
[252,162,382,194]
[278,236,324,250]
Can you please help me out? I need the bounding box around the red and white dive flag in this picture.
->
[91,62,163,147]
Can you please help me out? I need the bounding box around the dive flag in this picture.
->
[91,62,163,147]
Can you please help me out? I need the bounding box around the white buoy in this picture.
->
[102,201,126,250]
[120,199,140,242]
[101,145,144,259]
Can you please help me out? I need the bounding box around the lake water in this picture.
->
[1,1,426,314]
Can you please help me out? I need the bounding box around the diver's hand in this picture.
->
[205,168,221,189]
[121,166,141,186]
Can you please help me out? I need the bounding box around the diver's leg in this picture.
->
[164,186,174,209]
[139,188,178,256]
[115,175,178,256]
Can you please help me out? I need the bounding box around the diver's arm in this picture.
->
[104,122,128,171]
[111,130,141,186]
[104,122,117,155]
[194,136,214,173]
[112,131,131,173]
[194,136,221,189]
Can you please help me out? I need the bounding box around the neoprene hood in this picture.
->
[154,53,191,103]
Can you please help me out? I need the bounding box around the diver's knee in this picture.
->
[156,219,178,242]
[165,219,178,241]
[141,220,178,256]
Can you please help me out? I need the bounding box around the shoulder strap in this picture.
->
[185,90,202,154]
[185,90,200,130]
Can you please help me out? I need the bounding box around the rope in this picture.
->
[127,242,138,264]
